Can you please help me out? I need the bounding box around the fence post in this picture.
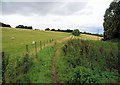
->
[40,41,42,49]
[35,42,37,54]
[26,45,28,54]
[54,41,56,46]
[44,40,45,47]
[1,52,5,84]
[47,40,48,44]
[2,52,4,58]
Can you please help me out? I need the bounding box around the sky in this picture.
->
[1,0,114,34]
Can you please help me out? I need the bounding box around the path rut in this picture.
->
[52,35,72,84]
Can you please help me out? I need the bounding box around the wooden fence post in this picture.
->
[47,40,48,44]
[35,42,37,54]
[44,40,45,47]
[40,41,42,49]
[2,52,5,84]
[54,41,56,46]
[2,52,4,58]
[26,45,28,54]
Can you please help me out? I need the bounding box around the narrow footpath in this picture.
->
[52,35,72,84]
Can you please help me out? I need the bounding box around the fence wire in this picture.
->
[3,39,55,58]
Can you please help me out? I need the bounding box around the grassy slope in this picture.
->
[5,46,56,83]
[4,38,67,83]
[55,39,118,83]
[3,27,117,83]
[2,27,70,58]
[74,34,103,40]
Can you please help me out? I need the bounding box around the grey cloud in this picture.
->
[2,2,58,16]
[2,2,87,16]
[52,2,87,15]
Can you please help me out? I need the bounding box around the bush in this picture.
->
[5,54,33,83]
[72,29,80,36]
[61,39,118,83]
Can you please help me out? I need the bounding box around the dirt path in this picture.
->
[52,49,59,84]
[52,35,72,84]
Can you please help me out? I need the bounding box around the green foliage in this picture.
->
[27,46,56,83]
[72,29,81,36]
[45,28,50,31]
[103,1,120,40]
[68,66,118,84]
[2,55,9,73]
[0,22,11,27]
[4,45,57,83]
[57,39,118,83]
[5,54,33,83]
[16,25,32,29]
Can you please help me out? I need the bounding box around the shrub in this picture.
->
[5,54,33,83]
[61,39,118,83]
[72,29,80,36]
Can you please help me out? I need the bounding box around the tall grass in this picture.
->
[56,39,118,83]
[4,45,56,83]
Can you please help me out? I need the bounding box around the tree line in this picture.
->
[15,25,33,29]
[45,28,103,37]
[45,28,73,33]
[0,22,11,28]
[0,22,33,30]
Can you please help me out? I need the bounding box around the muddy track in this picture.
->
[52,49,59,84]
[52,36,72,84]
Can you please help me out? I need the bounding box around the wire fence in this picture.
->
[1,39,55,59]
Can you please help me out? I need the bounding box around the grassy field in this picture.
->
[2,27,119,84]
[2,27,70,59]
[76,34,103,40]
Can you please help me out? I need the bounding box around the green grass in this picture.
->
[3,35,68,83]
[4,45,57,83]
[27,46,56,83]
[56,39,119,83]
[2,27,119,84]
[2,27,70,60]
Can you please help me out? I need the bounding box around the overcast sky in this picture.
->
[1,0,113,34]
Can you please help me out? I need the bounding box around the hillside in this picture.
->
[1,27,118,84]
[1,27,70,58]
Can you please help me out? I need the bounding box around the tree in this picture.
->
[0,22,11,28]
[57,29,61,31]
[72,29,80,36]
[16,25,24,28]
[27,26,32,29]
[67,29,73,32]
[103,0,120,40]
[51,29,56,31]
[16,25,32,29]
[45,28,50,31]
